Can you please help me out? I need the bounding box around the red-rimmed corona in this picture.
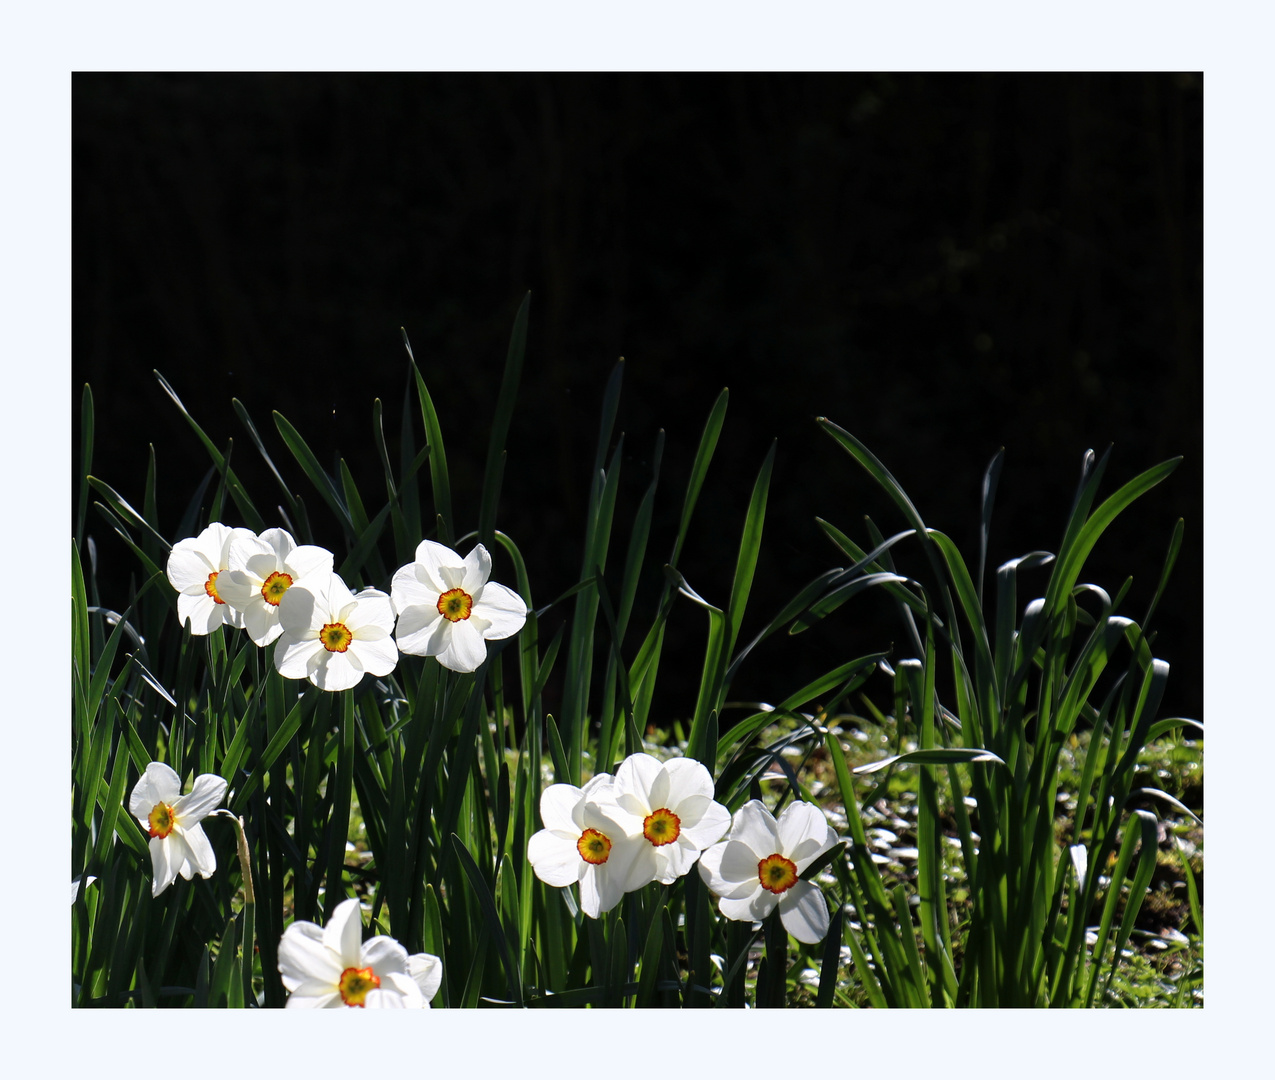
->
[337,966,380,1007]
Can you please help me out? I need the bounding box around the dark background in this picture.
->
[73,73,1203,726]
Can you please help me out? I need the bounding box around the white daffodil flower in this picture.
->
[165,522,257,634]
[277,896,442,1008]
[697,799,839,944]
[391,539,527,673]
[527,774,659,918]
[611,752,731,884]
[127,761,228,897]
[274,571,398,692]
[216,527,334,646]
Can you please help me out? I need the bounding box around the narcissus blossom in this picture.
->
[216,527,334,646]
[611,753,731,884]
[391,539,527,673]
[277,897,442,1008]
[128,762,228,897]
[697,799,838,944]
[527,774,659,918]
[165,522,257,634]
[274,571,398,692]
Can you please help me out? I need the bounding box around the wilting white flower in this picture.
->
[216,527,334,646]
[391,539,527,673]
[127,761,228,897]
[165,522,256,634]
[277,897,442,1008]
[697,799,838,944]
[527,774,659,918]
[274,571,398,692]
[611,753,731,884]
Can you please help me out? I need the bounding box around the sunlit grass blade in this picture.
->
[402,329,454,547]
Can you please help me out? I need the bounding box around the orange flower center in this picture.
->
[437,587,473,622]
[147,802,176,839]
[204,571,225,604]
[643,807,681,847]
[320,622,353,652]
[338,965,381,1007]
[758,853,799,895]
[261,570,293,606]
[577,828,612,865]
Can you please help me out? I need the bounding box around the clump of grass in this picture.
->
[72,296,1200,1007]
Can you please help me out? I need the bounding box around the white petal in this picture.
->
[408,953,442,1003]
[278,921,340,989]
[149,836,178,896]
[285,543,334,581]
[770,805,831,856]
[471,582,527,640]
[435,619,487,673]
[663,757,716,807]
[527,830,583,887]
[227,530,273,573]
[361,934,409,977]
[728,800,780,857]
[347,588,392,626]
[166,543,216,592]
[176,592,227,635]
[274,635,323,680]
[718,888,776,924]
[779,880,831,944]
[708,839,769,899]
[258,527,297,563]
[172,773,228,824]
[461,543,493,592]
[174,823,217,878]
[539,784,585,833]
[678,799,731,850]
[614,753,662,809]
[412,539,465,590]
[349,636,399,678]
[393,602,444,655]
[310,651,362,692]
[323,898,366,968]
[277,584,322,634]
[243,602,283,647]
[284,982,344,1008]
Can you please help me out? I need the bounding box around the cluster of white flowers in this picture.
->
[527,752,841,943]
[166,524,527,687]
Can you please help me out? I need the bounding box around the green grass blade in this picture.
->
[403,329,454,547]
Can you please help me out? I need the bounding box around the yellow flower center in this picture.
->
[147,802,176,839]
[437,587,473,623]
[577,828,612,865]
[261,570,293,606]
[643,807,681,847]
[204,571,225,604]
[337,965,380,1007]
[320,622,353,652]
[757,853,799,895]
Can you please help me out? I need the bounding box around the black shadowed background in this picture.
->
[72,72,1202,729]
